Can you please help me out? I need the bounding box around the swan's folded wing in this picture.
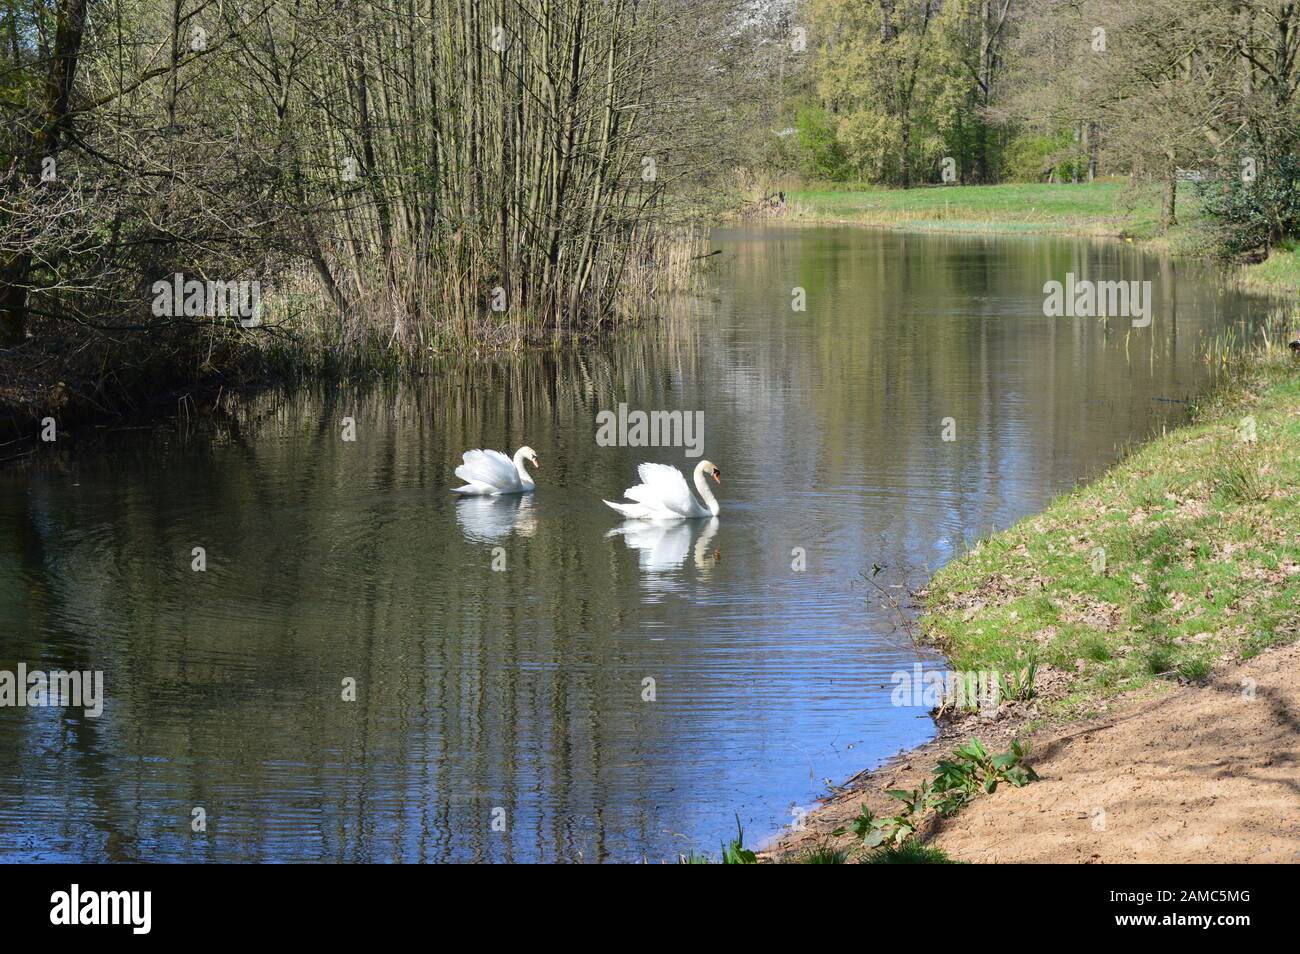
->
[628,463,695,517]
[456,449,517,489]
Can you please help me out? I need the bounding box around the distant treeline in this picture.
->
[751,0,1300,250]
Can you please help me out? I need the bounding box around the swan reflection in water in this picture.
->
[454,493,538,544]
[607,517,720,590]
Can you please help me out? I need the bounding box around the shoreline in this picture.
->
[763,640,1300,862]
[762,341,1300,863]
[770,182,1299,299]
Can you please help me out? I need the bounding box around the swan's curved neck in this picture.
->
[693,462,720,516]
[512,448,533,484]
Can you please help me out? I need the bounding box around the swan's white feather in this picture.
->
[453,449,520,494]
[635,463,697,516]
[605,462,706,519]
[452,479,501,495]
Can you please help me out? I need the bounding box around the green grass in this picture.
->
[862,842,962,864]
[789,178,1299,306]
[786,845,852,864]
[1241,240,1300,297]
[783,180,1300,295]
[788,180,1201,240]
[920,346,1300,716]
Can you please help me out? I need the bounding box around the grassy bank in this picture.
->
[791,181,1136,231]
[1241,239,1300,296]
[788,180,1191,238]
[763,341,1300,864]
[920,343,1300,718]
[0,229,707,446]
[787,181,1300,297]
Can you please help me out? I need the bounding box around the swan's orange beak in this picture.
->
[712,469,721,484]
[531,457,540,468]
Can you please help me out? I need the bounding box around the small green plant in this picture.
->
[864,842,962,864]
[676,815,759,863]
[931,738,1038,814]
[996,659,1039,702]
[1144,643,1177,676]
[839,785,929,848]
[792,844,850,864]
[720,816,758,864]
[1177,657,1212,681]
[835,738,1038,855]
[1211,444,1270,503]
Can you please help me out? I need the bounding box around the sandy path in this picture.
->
[931,643,1300,863]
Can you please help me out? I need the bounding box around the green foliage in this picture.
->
[720,816,758,864]
[841,789,924,848]
[931,738,1038,814]
[834,738,1037,854]
[675,815,758,864]
[790,845,851,864]
[1002,134,1059,183]
[863,842,961,864]
[996,659,1039,703]
[803,0,976,187]
[793,101,854,182]
[1199,142,1300,257]
[1078,635,1112,663]
[1142,643,1176,676]
[1239,240,1300,294]
[1210,445,1271,505]
[1177,657,1212,682]
[1002,132,1087,184]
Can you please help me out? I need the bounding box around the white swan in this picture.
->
[451,446,539,495]
[603,460,721,519]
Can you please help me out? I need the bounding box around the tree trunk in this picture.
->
[1161,161,1177,229]
[879,0,895,43]
[1072,123,1082,183]
[900,121,912,189]
[974,0,991,184]
[0,0,87,345]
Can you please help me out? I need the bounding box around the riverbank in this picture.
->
[765,343,1300,863]
[0,327,288,456]
[785,182,1300,298]
[0,236,705,450]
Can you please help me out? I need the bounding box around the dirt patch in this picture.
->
[764,642,1300,863]
[933,642,1300,863]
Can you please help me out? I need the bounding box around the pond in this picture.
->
[0,226,1272,862]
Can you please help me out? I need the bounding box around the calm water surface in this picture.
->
[0,227,1272,861]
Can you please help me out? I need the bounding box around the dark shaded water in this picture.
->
[0,227,1272,862]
